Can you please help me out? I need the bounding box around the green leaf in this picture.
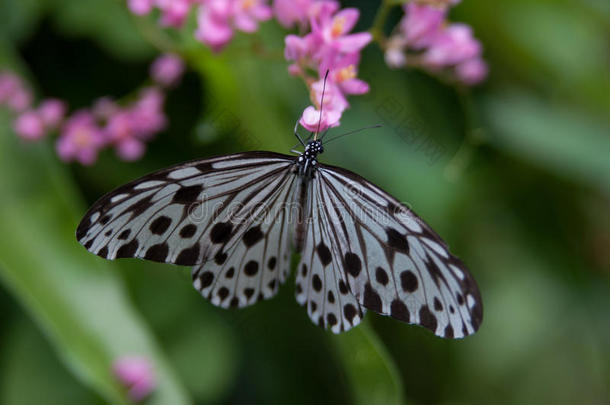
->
[334,323,406,405]
[482,92,610,194]
[50,0,154,59]
[0,113,191,405]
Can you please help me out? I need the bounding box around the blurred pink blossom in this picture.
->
[56,111,106,165]
[13,110,45,140]
[195,0,272,52]
[385,3,487,85]
[456,57,488,85]
[92,97,120,121]
[129,87,167,136]
[400,3,445,49]
[273,0,311,28]
[158,0,193,27]
[150,53,185,87]
[423,24,482,68]
[127,0,154,15]
[0,71,32,112]
[113,356,156,402]
[104,87,166,161]
[37,98,67,129]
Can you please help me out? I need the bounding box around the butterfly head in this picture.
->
[296,140,324,178]
[304,140,324,157]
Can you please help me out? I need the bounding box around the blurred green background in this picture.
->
[1,0,609,404]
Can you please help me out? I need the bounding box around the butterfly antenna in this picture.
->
[322,124,383,145]
[314,70,330,141]
[294,118,306,147]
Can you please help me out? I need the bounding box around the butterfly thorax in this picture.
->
[296,140,324,179]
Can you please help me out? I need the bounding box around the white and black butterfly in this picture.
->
[76,131,482,338]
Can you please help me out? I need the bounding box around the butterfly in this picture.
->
[76,127,482,338]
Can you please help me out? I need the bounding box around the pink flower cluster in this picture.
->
[2,54,184,165]
[113,356,156,402]
[385,2,487,85]
[128,0,273,52]
[1,71,67,141]
[283,1,372,131]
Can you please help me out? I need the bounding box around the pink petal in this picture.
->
[38,98,67,129]
[117,138,146,161]
[336,32,372,53]
[14,110,45,140]
[340,78,369,95]
[127,0,154,15]
[234,13,258,32]
[455,58,488,85]
[332,8,360,36]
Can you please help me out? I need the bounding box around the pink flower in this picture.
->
[150,53,185,87]
[158,0,193,27]
[300,79,347,132]
[233,0,272,32]
[14,110,45,140]
[300,105,341,132]
[196,0,272,52]
[311,7,372,57]
[273,0,311,28]
[284,34,319,75]
[56,111,106,165]
[92,97,120,121]
[127,0,154,15]
[422,24,482,68]
[104,87,166,161]
[0,72,32,112]
[129,87,166,136]
[37,98,66,129]
[321,52,369,95]
[401,3,445,49]
[455,57,488,85]
[196,1,235,52]
[113,356,156,402]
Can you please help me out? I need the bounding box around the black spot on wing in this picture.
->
[179,224,197,238]
[390,299,410,322]
[312,274,322,292]
[363,282,382,312]
[243,225,264,247]
[244,260,259,276]
[172,184,203,204]
[149,216,172,235]
[210,222,233,244]
[386,228,409,253]
[176,244,201,265]
[344,252,362,277]
[116,239,139,258]
[400,270,418,292]
[375,267,389,286]
[419,305,438,333]
[97,246,108,259]
[316,243,332,266]
[144,242,169,262]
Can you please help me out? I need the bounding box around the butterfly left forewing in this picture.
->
[77,152,295,267]
[317,164,483,338]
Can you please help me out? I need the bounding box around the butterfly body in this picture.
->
[77,147,482,337]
